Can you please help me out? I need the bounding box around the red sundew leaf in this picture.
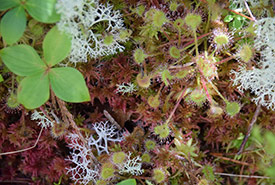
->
[86,107,104,123]
[7,122,35,147]
[0,165,17,179]
[109,96,127,113]
[0,122,7,145]
[38,133,58,151]
[84,66,101,82]
[47,157,68,182]
[89,86,107,105]
[21,148,54,177]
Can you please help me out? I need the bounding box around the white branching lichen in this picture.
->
[231,64,275,111]
[31,110,54,128]
[66,133,99,185]
[66,121,124,184]
[232,17,275,111]
[254,18,275,67]
[88,121,124,155]
[116,82,137,95]
[56,0,127,64]
[117,152,144,176]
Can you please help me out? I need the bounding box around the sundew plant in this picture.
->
[0,0,275,184]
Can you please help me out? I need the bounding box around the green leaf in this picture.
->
[225,101,240,117]
[224,15,233,22]
[49,67,90,102]
[236,15,245,21]
[116,179,137,185]
[161,69,173,86]
[232,19,242,29]
[0,0,20,11]
[0,6,26,45]
[43,26,71,66]
[0,74,3,82]
[25,0,60,23]
[18,72,50,109]
[264,132,275,155]
[0,45,46,76]
[202,165,215,181]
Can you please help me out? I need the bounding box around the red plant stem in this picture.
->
[161,28,171,41]
[158,37,193,48]
[211,153,251,166]
[225,8,255,22]
[215,56,235,65]
[166,85,189,130]
[182,32,212,49]
[201,77,212,104]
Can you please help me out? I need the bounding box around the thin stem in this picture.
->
[0,127,44,156]
[243,0,256,21]
[103,110,121,130]
[215,172,270,179]
[178,29,181,47]
[180,32,212,52]
[193,30,199,57]
[204,10,211,50]
[237,105,261,155]
[11,74,15,93]
[166,85,189,129]
[225,8,255,22]
[168,61,194,69]
[207,79,227,103]
[215,56,235,65]
[161,28,171,41]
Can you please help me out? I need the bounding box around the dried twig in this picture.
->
[0,127,44,156]
[215,172,270,179]
[56,98,99,163]
[237,105,261,155]
[211,153,251,166]
[103,110,122,130]
[243,0,256,21]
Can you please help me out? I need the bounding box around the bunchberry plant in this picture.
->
[0,0,59,45]
[0,26,90,109]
